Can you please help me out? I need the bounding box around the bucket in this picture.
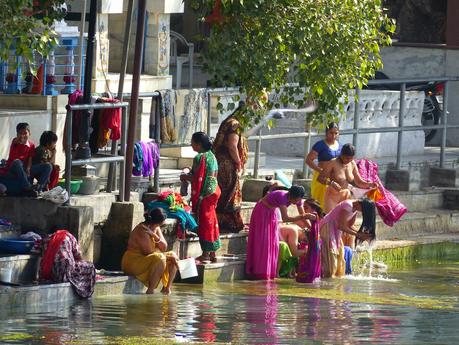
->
[178,258,198,279]
[0,268,13,283]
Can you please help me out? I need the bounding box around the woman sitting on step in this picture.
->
[121,208,179,295]
[39,230,96,298]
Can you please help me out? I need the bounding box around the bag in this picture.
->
[41,186,69,204]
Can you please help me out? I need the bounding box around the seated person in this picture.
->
[33,130,60,190]
[39,229,96,298]
[0,123,51,196]
[121,208,179,295]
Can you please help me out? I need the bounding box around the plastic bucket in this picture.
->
[178,258,198,279]
[0,268,12,283]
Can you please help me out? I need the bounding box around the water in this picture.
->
[1,260,459,344]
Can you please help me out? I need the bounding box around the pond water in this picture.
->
[1,260,459,344]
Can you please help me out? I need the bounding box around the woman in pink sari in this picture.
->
[320,199,375,278]
[246,185,316,280]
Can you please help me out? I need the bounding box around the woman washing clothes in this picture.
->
[121,208,179,295]
[319,143,377,247]
[180,132,221,263]
[319,198,376,278]
[306,122,342,209]
[39,230,96,298]
[246,185,317,280]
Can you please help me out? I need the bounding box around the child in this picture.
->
[0,123,38,196]
[33,131,59,189]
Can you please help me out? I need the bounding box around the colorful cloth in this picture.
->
[39,230,96,298]
[278,241,299,278]
[213,114,248,232]
[319,200,355,278]
[191,150,221,252]
[356,159,407,226]
[296,219,321,283]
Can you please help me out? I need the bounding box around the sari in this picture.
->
[356,159,407,226]
[296,218,321,283]
[40,230,96,298]
[319,200,355,278]
[121,232,173,288]
[214,114,248,233]
[191,150,221,252]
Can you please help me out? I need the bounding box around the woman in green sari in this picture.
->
[181,132,221,263]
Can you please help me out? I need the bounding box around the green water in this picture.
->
[1,260,459,344]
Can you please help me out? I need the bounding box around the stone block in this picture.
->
[54,206,94,261]
[385,169,410,191]
[429,167,456,187]
[99,201,144,270]
[241,179,272,202]
[443,189,459,210]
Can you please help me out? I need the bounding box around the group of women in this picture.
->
[121,110,379,294]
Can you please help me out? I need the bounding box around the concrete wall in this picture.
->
[380,46,459,147]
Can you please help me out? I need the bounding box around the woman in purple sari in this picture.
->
[296,199,325,283]
[246,185,316,280]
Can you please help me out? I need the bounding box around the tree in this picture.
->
[0,0,66,73]
[191,0,395,126]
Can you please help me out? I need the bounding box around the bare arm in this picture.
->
[49,148,56,164]
[154,226,168,252]
[306,150,322,173]
[279,205,316,223]
[25,156,32,175]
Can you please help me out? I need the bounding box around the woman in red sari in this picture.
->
[181,132,221,263]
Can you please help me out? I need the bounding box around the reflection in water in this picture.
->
[1,262,459,344]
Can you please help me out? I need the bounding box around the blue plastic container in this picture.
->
[0,238,35,254]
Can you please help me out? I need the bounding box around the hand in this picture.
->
[368,182,378,189]
[356,232,372,242]
[304,213,317,221]
[330,180,341,191]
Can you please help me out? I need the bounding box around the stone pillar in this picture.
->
[145,0,184,76]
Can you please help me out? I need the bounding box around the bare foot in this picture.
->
[146,288,155,294]
[161,287,171,295]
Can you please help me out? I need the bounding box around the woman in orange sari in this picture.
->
[213,106,248,233]
[181,132,221,263]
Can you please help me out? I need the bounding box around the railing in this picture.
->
[0,37,85,96]
[248,77,459,178]
[64,102,129,201]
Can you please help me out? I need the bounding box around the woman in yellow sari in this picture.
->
[306,122,342,209]
[121,208,179,294]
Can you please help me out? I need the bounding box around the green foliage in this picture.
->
[190,0,395,127]
[0,0,66,73]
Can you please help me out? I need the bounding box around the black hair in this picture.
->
[341,143,356,156]
[355,198,376,246]
[144,207,167,225]
[16,122,30,133]
[326,122,339,132]
[288,185,305,199]
[39,131,58,147]
[262,184,289,197]
[191,131,212,151]
[304,198,325,218]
